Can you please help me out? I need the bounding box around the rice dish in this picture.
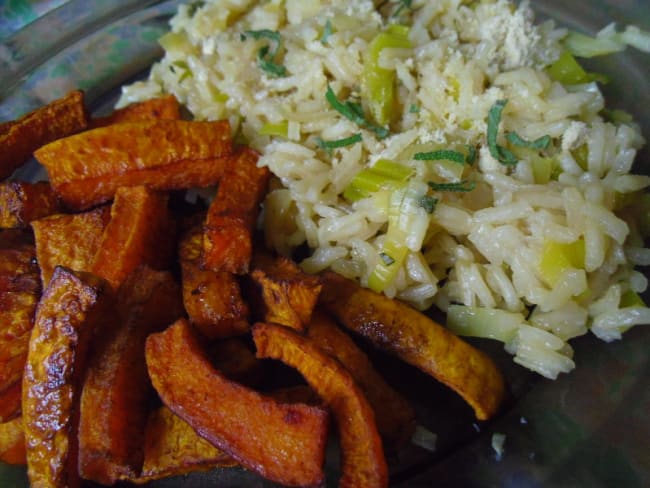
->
[118,0,650,379]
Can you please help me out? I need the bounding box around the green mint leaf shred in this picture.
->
[427,180,476,192]
[506,131,551,150]
[419,195,439,213]
[409,104,420,113]
[187,1,205,18]
[465,145,477,165]
[380,252,396,265]
[325,85,389,139]
[414,150,466,164]
[317,133,363,150]
[487,99,519,166]
[393,0,413,18]
[242,29,287,77]
[321,19,333,44]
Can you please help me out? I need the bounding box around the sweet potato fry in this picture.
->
[0,90,88,180]
[31,205,111,288]
[253,322,388,488]
[90,94,181,128]
[179,224,249,338]
[248,251,322,331]
[205,338,264,388]
[91,186,174,290]
[0,416,26,465]
[132,406,236,484]
[145,318,329,487]
[306,310,416,448]
[203,146,270,274]
[0,181,63,228]
[78,266,184,484]
[35,119,233,209]
[22,266,114,488]
[0,382,22,423]
[319,271,506,421]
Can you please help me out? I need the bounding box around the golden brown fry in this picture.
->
[132,406,236,484]
[179,225,249,339]
[0,90,88,181]
[91,186,174,290]
[0,416,26,465]
[22,266,114,488]
[319,271,506,421]
[203,146,270,274]
[0,181,63,229]
[248,251,322,331]
[306,310,416,448]
[146,318,329,487]
[0,382,22,423]
[35,119,233,209]
[90,94,181,128]
[253,322,388,488]
[31,205,111,288]
[78,267,184,485]
[205,338,264,388]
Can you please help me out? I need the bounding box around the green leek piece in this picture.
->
[538,238,586,287]
[620,290,646,308]
[546,50,608,85]
[563,30,624,58]
[446,305,523,343]
[259,121,289,138]
[362,25,411,126]
[572,144,589,171]
[343,159,413,202]
[368,239,409,292]
[159,31,194,53]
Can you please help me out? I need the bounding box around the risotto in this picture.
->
[118,0,650,379]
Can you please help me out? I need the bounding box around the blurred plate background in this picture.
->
[0,1,648,487]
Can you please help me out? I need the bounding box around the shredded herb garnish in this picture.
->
[321,19,333,45]
[409,104,420,113]
[487,99,519,166]
[316,133,363,151]
[506,132,551,150]
[187,1,205,18]
[427,180,476,192]
[414,150,466,164]
[380,252,396,265]
[419,195,439,214]
[325,85,389,139]
[393,0,414,18]
[465,145,477,165]
[242,29,287,77]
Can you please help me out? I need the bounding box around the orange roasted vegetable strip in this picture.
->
[0,181,63,229]
[78,266,183,484]
[90,94,181,128]
[0,90,88,180]
[91,186,174,290]
[31,205,111,288]
[179,224,249,339]
[35,119,233,209]
[203,146,270,274]
[0,382,22,423]
[22,267,114,488]
[0,416,26,465]
[253,322,388,488]
[145,318,329,487]
[319,271,506,420]
[132,406,236,484]
[205,338,264,388]
[248,251,322,331]
[307,310,416,448]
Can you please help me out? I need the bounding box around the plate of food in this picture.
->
[0,0,648,487]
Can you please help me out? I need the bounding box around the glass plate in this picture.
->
[1,1,648,487]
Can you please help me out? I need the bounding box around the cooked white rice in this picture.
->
[118,0,650,379]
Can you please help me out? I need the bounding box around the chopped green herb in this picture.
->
[242,29,287,77]
[321,19,333,44]
[419,195,439,213]
[393,0,413,18]
[379,252,396,265]
[414,150,466,164]
[506,132,551,150]
[409,104,420,113]
[316,133,363,150]
[427,180,476,192]
[487,100,519,166]
[325,85,389,139]
[187,1,205,18]
[465,145,477,165]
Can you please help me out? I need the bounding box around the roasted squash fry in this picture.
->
[35,119,233,209]
[203,146,270,274]
[22,267,114,488]
[179,225,249,339]
[319,271,506,421]
[132,406,236,484]
[248,251,322,331]
[253,322,388,488]
[90,95,181,128]
[306,310,416,448]
[78,267,183,485]
[0,416,26,465]
[91,186,174,290]
[145,318,329,487]
[0,90,88,181]
[31,205,111,288]
[205,338,264,388]
[0,382,22,423]
[0,181,63,229]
